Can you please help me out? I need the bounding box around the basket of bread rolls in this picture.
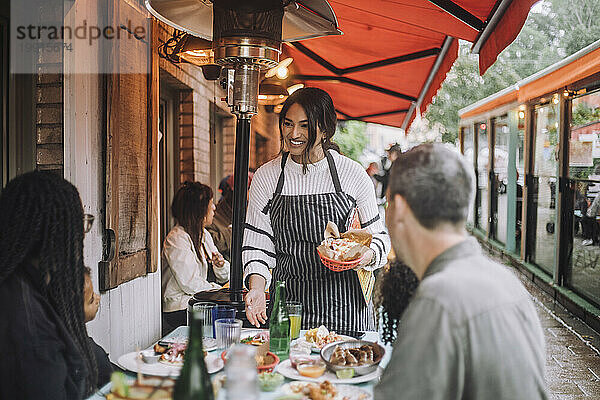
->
[316,222,372,272]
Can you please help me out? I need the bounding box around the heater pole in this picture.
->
[229,116,251,302]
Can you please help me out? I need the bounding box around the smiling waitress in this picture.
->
[242,87,390,332]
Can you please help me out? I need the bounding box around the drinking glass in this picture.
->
[191,302,216,338]
[225,344,258,400]
[215,318,243,350]
[286,301,302,340]
[211,305,236,338]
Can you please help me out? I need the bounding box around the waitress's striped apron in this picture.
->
[263,151,375,331]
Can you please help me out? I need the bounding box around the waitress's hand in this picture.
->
[354,249,375,271]
[245,274,268,327]
[211,252,226,268]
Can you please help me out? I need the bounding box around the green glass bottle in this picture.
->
[269,280,290,358]
[173,309,214,400]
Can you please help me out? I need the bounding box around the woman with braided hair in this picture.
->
[0,171,97,399]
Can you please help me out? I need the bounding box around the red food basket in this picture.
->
[317,248,366,272]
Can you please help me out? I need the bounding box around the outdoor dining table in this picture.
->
[89,326,392,399]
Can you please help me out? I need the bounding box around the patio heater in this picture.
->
[146,0,340,326]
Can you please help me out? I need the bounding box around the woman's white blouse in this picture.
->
[161,225,230,312]
[242,150,391,290]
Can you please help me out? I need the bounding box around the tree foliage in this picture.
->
[335,120,368,162]
[423,0,600,144]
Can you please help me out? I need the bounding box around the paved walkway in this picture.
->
[500,258,600,398]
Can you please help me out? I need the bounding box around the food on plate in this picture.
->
[296,361,326,378]
[258,371,284,391]
[287,381,337,400]
[241,331,270,346]
[106,372,173,400]
[158,342,187,366]
[153,343,167,354]
[305,325,342,348]
[317,222,373,261]
[329,344,376,366]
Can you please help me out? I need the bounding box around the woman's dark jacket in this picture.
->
[0,267,88,399]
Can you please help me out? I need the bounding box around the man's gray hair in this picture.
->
[388,143,475,229]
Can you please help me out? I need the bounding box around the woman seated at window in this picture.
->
[162,182,230,330]
[0,171,98,398]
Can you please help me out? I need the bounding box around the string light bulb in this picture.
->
[276,66,289,79]
[552,94,559,104]
[265,57,293,79]
[286,83,304,95]
[519,111,525,119]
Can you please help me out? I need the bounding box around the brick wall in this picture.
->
[35,3,64,174]
[36,72,63,173]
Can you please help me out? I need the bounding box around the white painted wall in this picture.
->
[63,0,161,360]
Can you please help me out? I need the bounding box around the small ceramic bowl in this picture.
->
[140,349,160,364]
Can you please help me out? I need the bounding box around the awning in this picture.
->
[284,0,538,129]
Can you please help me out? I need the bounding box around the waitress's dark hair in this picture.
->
[0,171,97,395]
[279,87,340,172]
[171,182,213,260]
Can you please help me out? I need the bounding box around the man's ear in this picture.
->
[390,194,409,224]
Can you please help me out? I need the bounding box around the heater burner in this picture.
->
[147,0,339,309]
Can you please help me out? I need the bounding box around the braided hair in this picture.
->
[0,171,98,395]
[374,260,420,345]
[171,182,213,262]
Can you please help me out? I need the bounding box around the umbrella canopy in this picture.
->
[284,0,538,129]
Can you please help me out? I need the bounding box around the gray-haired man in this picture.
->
[375,143,548,400]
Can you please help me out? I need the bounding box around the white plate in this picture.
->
[293,335,356,353]
[281,381,372,400]
[275,359,383,385]
[117,351,224,377]
[156,336,216,352]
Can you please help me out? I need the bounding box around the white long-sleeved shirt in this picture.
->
[243,150,391,289]
[161,225,230,312]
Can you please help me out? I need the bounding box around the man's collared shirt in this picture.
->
[375,237,548,400]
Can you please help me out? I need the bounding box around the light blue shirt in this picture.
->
[375,238,548,400]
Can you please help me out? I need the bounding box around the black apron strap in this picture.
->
[325,150,342,193]
[262,152,289,214]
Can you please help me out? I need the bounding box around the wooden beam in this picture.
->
[426,0,485,31]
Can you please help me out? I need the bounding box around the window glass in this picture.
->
[568,90,600,304]
[493,116,509,244]
[476,122,489,232]
[462,126,475,225]
[529,103,559,275]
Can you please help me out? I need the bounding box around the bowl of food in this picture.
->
[257,371,284,392]
[296,360,327,378]
[220,349,280,372]
[139,350,160,364]
[289,353,319,369]
[320,340,385,376]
